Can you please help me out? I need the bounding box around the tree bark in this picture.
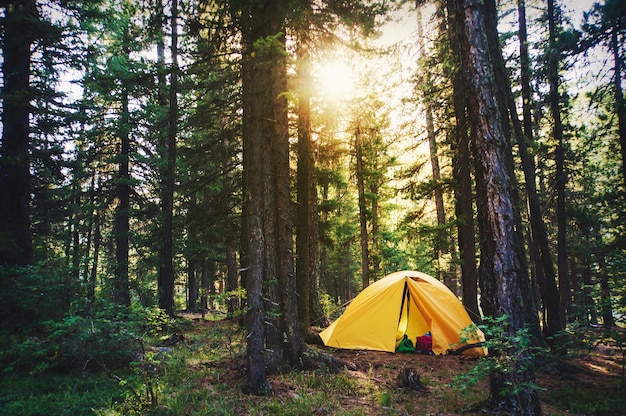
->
[240,0,278,395]
[158,0,178,317]
[355,125,370,289]
[500,0,563,338]
[594,234,615,327]
[0,0,37,266]
[581,248,597,324]
[187,258,198,312]
[90,189,102,302]
[611,16,626,191]
[270,26,305,367]
[296,43,313,331]
[114,29,131,307]
[446,0,480,319]
[417,6,449,287]
[546,0,570,328]
[454,0,543,412]
[446,0,480,321]
[294,43,329,330]
[200,259,210,313]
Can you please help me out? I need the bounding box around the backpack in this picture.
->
[396,335,415,353]
[415,333,432,354]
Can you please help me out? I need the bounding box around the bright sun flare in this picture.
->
[315,59,355,100]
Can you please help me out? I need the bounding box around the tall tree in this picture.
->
[239,0,288,394]
[0,0,38,266]
[113,25,131,307]
[239,0,362,394]
[158,0,178,317]
[546,0,570,327]
[295,40,328,332]
[518,0,563,338]
[604,0,626,190]
[454,0,543,412]
[415,4,449,284]
[488,0,563,338]
[354,122,370,289]
[444,0,481,321]
[576,0,626,327]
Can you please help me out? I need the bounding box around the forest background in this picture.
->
[0,0,625,414]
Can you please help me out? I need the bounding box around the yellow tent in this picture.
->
[319,270,485,357]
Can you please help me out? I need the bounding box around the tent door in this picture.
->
[396,281,430,346]
[396,283,410,345]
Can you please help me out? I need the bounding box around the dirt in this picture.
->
[183,316,625,415]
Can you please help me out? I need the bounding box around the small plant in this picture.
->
[378,390,392,406]
[451,315,547,398]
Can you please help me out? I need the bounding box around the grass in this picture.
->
[0,373,126,416]
[2,316,624,415]
[544,384,626,415]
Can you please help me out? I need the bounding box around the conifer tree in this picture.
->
[0,0,38,266]
[453,0,543,412]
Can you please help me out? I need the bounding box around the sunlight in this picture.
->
[315,58,355,101]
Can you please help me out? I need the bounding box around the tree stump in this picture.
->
[397,367,428,391]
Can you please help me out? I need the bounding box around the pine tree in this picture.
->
[453,0,543,412]
[0,0,39,266]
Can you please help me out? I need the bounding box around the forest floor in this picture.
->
[182,315,625,416]
[2,314,624,415]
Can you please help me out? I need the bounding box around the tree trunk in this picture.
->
[114,43,131,307]
[84,172,96,302]
[486,0,564,342]
[226,242,239,317]
[500,0,563,338]
[581,249,597,324]
[594,234,614,327]
[355,126,370,289]
[296,43,313,331]
[446,0,480,321]
[200,260,209,313]
[612,17,626,190]
[187,258,198,312]
[240,0,274,395]
[158,0,178,317]
[454,0,543,413]
[294,44,328,330]
[369,180,381,281]
[546,0,570,328]
[90,193,102,301]
[417,6,448,285]
[0,0,36,266]
[222,131,239,317]
[70,183,81,284]
[319,183,332,300]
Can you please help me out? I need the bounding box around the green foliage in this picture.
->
[252,33,288,59]
[0,302,153,375]
[452,316,547,397]
[0,373,125,416]
[0,262,77,331]
[378,390,392,407]
[545,384,626,415]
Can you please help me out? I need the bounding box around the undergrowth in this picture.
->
[1,313,623,415]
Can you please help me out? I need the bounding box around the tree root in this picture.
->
[300,345,357,373]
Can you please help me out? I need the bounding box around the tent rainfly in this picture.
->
[319,270,485,357]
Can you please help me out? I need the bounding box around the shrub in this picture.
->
[0,300,159,374]
[451,315,547,397]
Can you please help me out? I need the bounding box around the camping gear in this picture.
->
[319,270,485,356]
[396,335,415,353]
[415,333,432,354]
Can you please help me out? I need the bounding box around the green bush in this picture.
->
[451,315,547,397]
[0,301,163,375]
[0,262,76,332]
